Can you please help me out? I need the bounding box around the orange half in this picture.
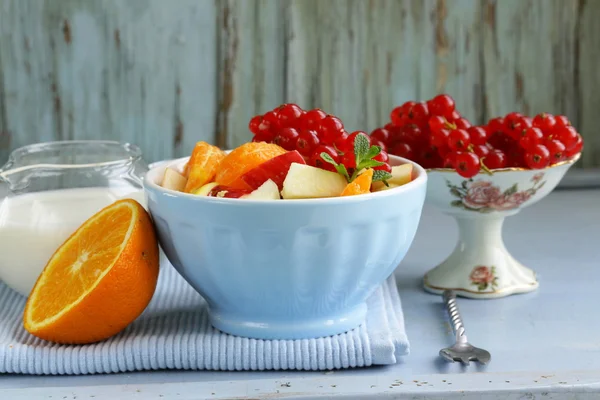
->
[184,142,226,193]
[23,199,159,344]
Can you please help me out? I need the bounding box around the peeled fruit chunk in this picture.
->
[341,168,374,197]
[242,179,281,200]
[208,185,253,198]
[184,142,226,193]
[161,168,188,191]
[215,142,287,190]
[192,182,219,196]
[371,164,413,191]
[241,150,306,190]
[281,163,347,199]
[23,199,159,344]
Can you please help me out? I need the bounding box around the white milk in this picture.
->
[0,187,146,297]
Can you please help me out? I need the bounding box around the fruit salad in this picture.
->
[160,105,415,199]
[372,94,584,178]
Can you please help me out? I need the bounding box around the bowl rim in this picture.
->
[425,152,581,174]
[144,154,427,205]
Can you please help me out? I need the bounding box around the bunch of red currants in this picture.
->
[371,94,584,178]
[248,104,392,174]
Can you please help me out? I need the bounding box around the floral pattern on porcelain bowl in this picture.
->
[423,154,580,299]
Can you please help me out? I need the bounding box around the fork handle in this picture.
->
[443,290,468,343]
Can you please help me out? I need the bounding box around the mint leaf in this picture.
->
[372,170,392,182]
[364,145,381,161]
[358,160,385,169]
[320,152,337,166]
[320,152,350,181]
[353,134,370,161]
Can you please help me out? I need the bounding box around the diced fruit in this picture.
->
[241,179,281,200]
[215,142,287,189]
[372,183,402,192]
[161,168,188,192]
[371,164,413,191]
[241,150,306,190]
[208,185,253,198]
[281,163,347,199]
[23,199,159,344]
[341,168,374,197]
[183,142,226,193]
[192,182,219,196]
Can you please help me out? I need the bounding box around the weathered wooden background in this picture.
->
[1,0,599,167]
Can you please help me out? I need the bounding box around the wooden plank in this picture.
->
[576,0,600,167]
[215,0,286,149]
[0,0,217,164]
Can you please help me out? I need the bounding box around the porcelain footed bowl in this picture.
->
[423,154,580,299]
[144,155,427,340]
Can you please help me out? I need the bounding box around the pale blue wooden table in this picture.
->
[1,188,599,399]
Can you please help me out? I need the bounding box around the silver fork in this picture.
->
[439,290,491,365]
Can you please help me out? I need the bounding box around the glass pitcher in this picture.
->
[0,141,148,297]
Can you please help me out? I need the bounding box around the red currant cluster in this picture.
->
[249,104,392,174]
[371,94,584,178]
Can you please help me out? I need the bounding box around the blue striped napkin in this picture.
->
[0,256,409,375]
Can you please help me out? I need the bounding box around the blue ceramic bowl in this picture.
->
[144,155,427,340]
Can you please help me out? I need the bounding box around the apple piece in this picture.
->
[191,182,219,196]
[371,164,413,191]
[241,150,306,190]
[281,163,347,199]
[241,179,281,200]
[161,168,187,192]
[207,185,253,199]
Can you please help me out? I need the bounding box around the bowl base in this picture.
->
[208,303,368,340]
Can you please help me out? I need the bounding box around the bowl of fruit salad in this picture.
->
[371,94,583,299]
[144,105,427,340]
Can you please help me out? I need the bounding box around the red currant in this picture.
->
[428,115,447,133]
[263,110,280,131]
[532,113,556,133]
[318,116,344,143]
[443,152,459,168]
[554,115,570,127]
[277,104,303,128]
[417,147,443,169]
[487,117,505,134]
[396,125,423,146]
[341,150,357,169]
[374,149,389,163]
[295,129,320,156]
[311,145,339,172]
[390,142,415,160]
[467,126,488,145]
[370,128,390,144]
[409,102,429,122]
[472,144,490,158]
[484,150,507,169]
[448,129,471,152]
[455,152,480,178]
[448,110,461,121]
[375,163,392,173]
[249,115,262,134]
[299,109,327,131]
[455,118,472,130]
[431,128,450,148]
[553,126,578,150]
[273,127,299,151]
[333,131,349,153]
[546,139,566,164]
[519,127,543,150]
[252,130,274,143]
[428,94,455,117]
[506,116,532,139]
[565,134,583,157]
[390,102,415,126]
[524,144,550,169]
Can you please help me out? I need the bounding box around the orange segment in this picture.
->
[23,199,159,344]
[214,142,286,189]
[341,168,374,196]
[184,142,226,193]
